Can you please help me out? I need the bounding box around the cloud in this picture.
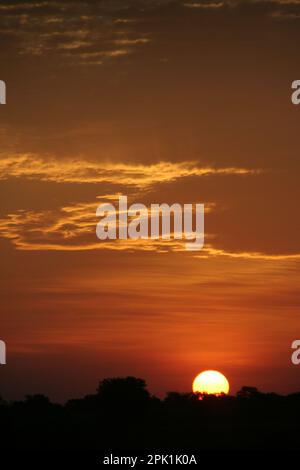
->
[0,154,260,187]
[1,0,300,68]
[183,2,225,8]
[200,245,300,261]
[182,0,300,19]
[0,199,198,252]
[1,197,298,260]
[113,38,150,45]
[0,0,152,65]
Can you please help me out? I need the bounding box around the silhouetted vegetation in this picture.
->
[1,377,300,450]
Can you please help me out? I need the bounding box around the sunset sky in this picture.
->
[1,0,300,402]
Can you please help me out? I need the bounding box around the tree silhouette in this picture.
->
[237,386,262,399]
[2,377,300,451]
[97,376,150,415]
[25,394,51,407]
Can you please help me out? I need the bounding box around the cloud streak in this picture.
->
[1,0,300,69]
[1,199,298,261]
[0,199,211,252]
[0,154,260,187]
[0,1,152,65]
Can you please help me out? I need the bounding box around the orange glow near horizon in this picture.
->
[192,371,230,396]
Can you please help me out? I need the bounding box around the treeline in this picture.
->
[1,377,300,450]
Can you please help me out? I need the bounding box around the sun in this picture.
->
[192,370,230,396]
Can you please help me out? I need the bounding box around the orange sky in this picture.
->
[1,0,300,401]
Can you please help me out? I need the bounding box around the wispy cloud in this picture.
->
[0,200,193,252]
[183,0,300,19]
[0,1,151,65]
[200,245,300,261]
[0,154,260,187]
[1,0,299,69]
[1,199,297,261]
[183,2,224,9]
[113,38,150,45]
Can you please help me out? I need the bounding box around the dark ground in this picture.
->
[1,377,300,451]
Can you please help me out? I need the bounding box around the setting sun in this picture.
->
[192,370,230,396]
